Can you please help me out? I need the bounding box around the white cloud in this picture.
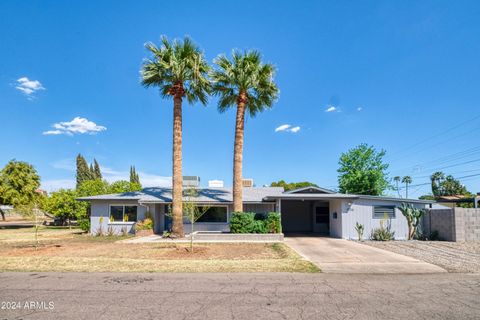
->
[325,105,338,113]
[275,124,291,132]
[275,124,301,134]
[41,179,76,192]
[357,107,363,111]
[15,77,45,98]
[43,117,107,136]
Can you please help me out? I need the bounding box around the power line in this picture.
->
[387,113,480,159]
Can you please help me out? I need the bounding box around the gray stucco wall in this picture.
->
[90,201,277,235]
[329,199,343,238]
[340,199,426,240]
[89,200,147,235]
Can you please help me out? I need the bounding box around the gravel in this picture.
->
[360,241,480,273]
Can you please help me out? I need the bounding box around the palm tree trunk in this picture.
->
[172,95,184,237]
[233,92,247,212]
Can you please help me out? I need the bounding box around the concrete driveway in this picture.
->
[285,236,446,274]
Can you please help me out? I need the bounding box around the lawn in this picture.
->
[0,227,319,273]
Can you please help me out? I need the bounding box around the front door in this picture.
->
[314,205,329,234]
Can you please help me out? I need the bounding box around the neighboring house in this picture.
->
[77,186,433,240]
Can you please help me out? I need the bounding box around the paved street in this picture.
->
[0,272,479,319]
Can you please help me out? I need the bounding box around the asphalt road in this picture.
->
[0,272,479,319]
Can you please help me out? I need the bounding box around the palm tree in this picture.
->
[402,176,412,198]
[211,51,279,212]
[393,176,401,197]
[430,171,445,197]
[141,36,210,237]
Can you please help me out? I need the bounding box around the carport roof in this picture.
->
[263,193,435,204]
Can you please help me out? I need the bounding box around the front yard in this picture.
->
[361,240,480,273]
[0,227,318,273]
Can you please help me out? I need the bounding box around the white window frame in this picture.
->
[109,204,138,223]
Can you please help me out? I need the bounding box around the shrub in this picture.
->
[370,219,395,241]
[252,220,267,234]
[265,212,282,233]
[78,218,90,232]
[229,212,255,233]
[135,218,153,231]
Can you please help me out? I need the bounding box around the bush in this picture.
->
[265,212,282,233]
[229,212,255,233]
[370,221,395,241]
[135,218,153,231]
[252,220,267,234]
[230,212,282,234]
[78,218,90,232]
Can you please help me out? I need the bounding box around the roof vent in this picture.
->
[208,180,224,188]
[183,176,200,187]
[242,179,254,187]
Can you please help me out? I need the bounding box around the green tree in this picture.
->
[129,166,141,186]
[441,175,468,196]
[211,51,279,212]
[0,160,41,208]
[401,176,412,198]
[337,144,390,195]
[270,180,319,191]
[141,36,210,237]
[430,171,444,196]
[93,159,102,180]
[109,180,142,194]
[76,179,110,197]
[76,154,91,188]
[41,189,87,226]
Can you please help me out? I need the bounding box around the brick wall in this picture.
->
[423,208,480,242]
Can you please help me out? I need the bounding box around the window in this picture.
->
[373,206,395,219]
[196,206,228,223]
[109,205,137,222]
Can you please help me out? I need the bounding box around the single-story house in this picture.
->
[78,186,434,240]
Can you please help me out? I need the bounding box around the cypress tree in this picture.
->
[93,159,102,180]
[130,166,141,186]
[76,154,90,188]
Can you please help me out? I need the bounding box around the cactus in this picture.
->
[355,222,365,241]
[399,203,425,240]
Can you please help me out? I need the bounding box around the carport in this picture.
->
[263,186,346,236]
[280,199,330,234]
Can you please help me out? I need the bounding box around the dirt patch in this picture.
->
[361,241,480,273]
[0,227,318,272]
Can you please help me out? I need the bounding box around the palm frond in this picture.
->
[140,35,210,105]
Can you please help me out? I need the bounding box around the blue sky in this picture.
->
[1,0,479,198]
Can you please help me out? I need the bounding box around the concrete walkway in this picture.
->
[285,236,446,274]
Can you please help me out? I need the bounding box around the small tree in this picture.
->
[399,203,424,240]
[41,189,87,228]
[17,202,43,247]
[183,188,210,252]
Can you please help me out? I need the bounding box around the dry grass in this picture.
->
[0,227,319,273]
